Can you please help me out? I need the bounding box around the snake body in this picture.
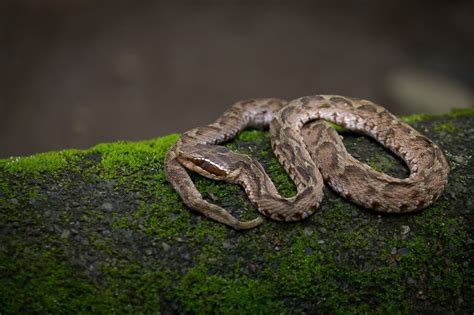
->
[165,95,449,229]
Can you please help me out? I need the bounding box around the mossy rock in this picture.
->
[1,109,473,313]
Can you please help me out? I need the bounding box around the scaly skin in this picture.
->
[271,95,449,213]
[165,95,449,229]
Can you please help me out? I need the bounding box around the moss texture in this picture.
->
[0,109,473,313]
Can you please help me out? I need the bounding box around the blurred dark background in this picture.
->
[1,0,473,158]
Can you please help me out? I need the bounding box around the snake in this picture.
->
[164,95,449,229]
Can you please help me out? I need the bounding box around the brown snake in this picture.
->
[165,95,449,229]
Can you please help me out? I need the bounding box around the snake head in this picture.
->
[184,156,229,177]
[177,144,242,179]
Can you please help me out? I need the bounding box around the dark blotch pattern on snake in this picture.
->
[165,95,449,229]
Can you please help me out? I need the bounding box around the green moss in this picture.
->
[266,157,297,198]
[233,129,297,198]
[447,107,474,117]
[367,153,399,173]
[327,122,347,132]
[401,113,434,123]
[0,109,471,313]
[0,133,179,178]
[0,248,174,313]
[401,108,473,124]
[0,149,80,175]
[434,120,458,133]
[92,134,179,178]
[177,263,283,313]
[378,201,467,303]
[248,201,372,312]
[237,129,268,142]
[254,197,467,313]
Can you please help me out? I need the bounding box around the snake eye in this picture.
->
[190,158,228,176]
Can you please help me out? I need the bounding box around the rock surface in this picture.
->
[0,109,473,313]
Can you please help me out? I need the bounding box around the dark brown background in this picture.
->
[1,0,473,158]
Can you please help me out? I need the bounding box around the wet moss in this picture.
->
[0,111,472,313]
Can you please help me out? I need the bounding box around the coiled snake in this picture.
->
[165,95,449,229]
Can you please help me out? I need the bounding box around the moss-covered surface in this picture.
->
[1,109,473,313]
